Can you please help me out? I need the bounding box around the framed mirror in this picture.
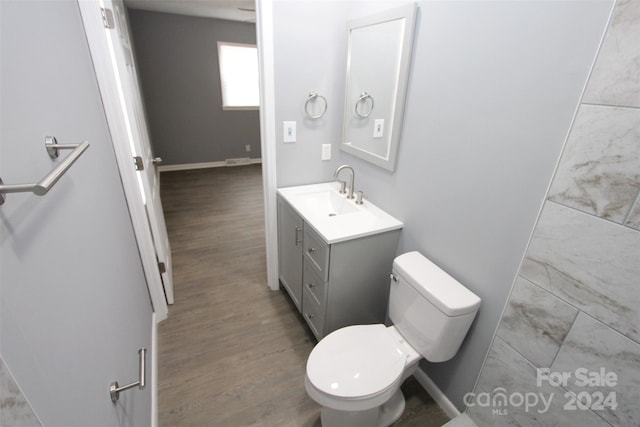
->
[341,4,417,172]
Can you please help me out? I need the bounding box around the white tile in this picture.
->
[466,387,521,427]
[552,313,640,426]
[548,105,640,223]
[497,277,578,367]
[583,0,640,107]
[624,193,640,230]
[0,359,41,427]
[444,413,481,427]
[521,202,640,342]
[475,337,609,427]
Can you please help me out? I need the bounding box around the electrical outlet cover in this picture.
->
[322,144,331,160]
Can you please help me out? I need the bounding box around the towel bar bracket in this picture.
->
[110,348,146,403]
[45,136,69,158]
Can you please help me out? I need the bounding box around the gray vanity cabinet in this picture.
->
[277,196,304,311]
[277,194,401,340]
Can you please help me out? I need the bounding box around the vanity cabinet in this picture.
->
[277,196,303,311]
[277,194,401,340]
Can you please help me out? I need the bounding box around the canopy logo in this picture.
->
[463,388,553,415]
[463,367,618,416]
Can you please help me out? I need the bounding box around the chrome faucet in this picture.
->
[334,165,355,199]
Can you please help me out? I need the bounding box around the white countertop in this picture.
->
[277,182,403,244]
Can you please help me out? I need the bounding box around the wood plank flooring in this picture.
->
[158,165,450,427]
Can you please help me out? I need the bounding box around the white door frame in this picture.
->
[79,1,169,321]
[256,0,279,291]
[81,0,279,307]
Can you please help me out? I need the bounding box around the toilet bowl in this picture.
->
[305,251,481,427]
[305,324,420,426]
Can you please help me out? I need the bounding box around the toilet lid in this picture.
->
[306,324,406,398]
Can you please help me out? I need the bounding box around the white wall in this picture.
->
[273,1,348,185]
[1,1,153,425]
[271,0,612,410]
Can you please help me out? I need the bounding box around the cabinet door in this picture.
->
[277,196,304,311]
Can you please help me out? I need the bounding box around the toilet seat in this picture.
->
[305,324,407,410]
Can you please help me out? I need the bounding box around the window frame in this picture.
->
[217,41,260,111]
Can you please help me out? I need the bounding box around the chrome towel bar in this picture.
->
[0,136,90,205]
[110,348,146,403]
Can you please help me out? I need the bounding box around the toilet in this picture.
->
[304,251,481,427]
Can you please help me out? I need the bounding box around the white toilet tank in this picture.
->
[389,252,481,362]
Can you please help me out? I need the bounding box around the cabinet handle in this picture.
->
[308,247,316,254]
[306,313,315,320]
[295,226,302,246]
[307,282,316,289]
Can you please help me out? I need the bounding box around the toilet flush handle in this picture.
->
[390,273,398,283]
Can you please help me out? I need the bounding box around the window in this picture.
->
[217,42,259,110]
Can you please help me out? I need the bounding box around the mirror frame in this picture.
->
[341,3,417,172]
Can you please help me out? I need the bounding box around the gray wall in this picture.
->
[1,1,152,425]
[272,0,612,410]
[128,9,261,166]
[469,0,640,424]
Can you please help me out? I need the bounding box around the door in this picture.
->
[87,0,174,304]
[0,1,153,424]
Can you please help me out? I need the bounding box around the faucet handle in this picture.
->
[337,180,346,194]
[355,191,364,205]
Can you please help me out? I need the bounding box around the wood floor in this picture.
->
[158,165,450,427]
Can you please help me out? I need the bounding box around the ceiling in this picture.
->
[124,0,257,23]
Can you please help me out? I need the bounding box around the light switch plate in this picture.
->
[321,144,331,160]
[283,121,296,143]
[373,119,384,138]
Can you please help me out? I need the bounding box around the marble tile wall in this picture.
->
[582,0,640,108]
[547,105,640,223]
[0,358,40,427]
[521,202,639,342]
[495,276,578,368]
[468,0,640,425]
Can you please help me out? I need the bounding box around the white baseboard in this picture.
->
[413,368,461,420]
[158,158,262,172]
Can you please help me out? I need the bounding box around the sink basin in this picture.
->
[277,182,403,244]
[292,189,360,217]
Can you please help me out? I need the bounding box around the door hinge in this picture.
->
[101,8,115,29]
[158,262,166,274]
[133,156,144,171]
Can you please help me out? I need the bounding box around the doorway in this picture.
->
[124,3,275,277]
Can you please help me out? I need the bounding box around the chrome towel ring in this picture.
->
[355,92,374,118]
[304,91,328,119]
